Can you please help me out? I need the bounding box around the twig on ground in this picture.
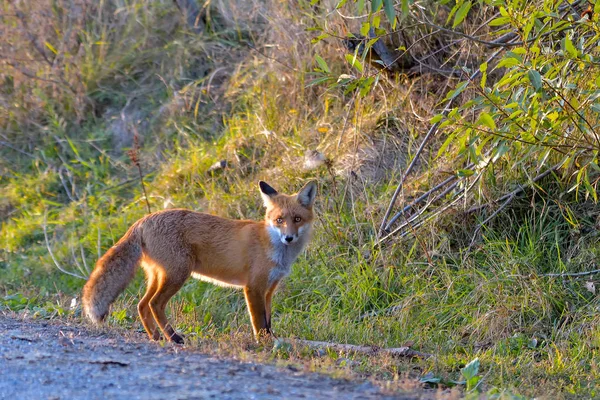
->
[507,263,600,279]
[541,268,600,278]
[284,338,433,359]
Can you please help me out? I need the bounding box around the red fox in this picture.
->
[82,181,317,343]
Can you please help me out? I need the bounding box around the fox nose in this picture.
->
[285,236,294,243]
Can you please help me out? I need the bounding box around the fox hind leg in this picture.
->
[138,267,161,341]
[149,270,190,344]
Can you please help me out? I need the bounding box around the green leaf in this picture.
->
[453,1,472,28]
[431,114,444,124]
[383,0,396,25]
[461,358,480,381]
[374,27,386,36]
[546,111,559,121]
[466,376,481,391]
[583,169,597,202]
[446,81,469,100]
[401,0,409,16]
[457,169,475,177]
[446,3,458,25]
[496,57,520,69]
[345,54,364,72]
[360,22,370,37]
[528,70,542,91]
[564,36,577,58]
[311,33,329,44]
[366,38,380,48]
[359,76,375,97]
[479,62,488,89]
[489,16,510,26]
[373,14,381,28]
[496,71,525,87]
[522,20,535,42]
[477,112,496,130]
[357,0,365,13]
[508,109,523,119]
[45,41,58,54]
[492,143,510,162]
[372,0,382,12]
[437,132,455,158]
[315,55,330,73]
[307,76,334,87]
[521,130,536,143]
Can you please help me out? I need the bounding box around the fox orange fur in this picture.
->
[82,181,317,343]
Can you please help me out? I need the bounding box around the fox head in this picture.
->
[259,180,317,246]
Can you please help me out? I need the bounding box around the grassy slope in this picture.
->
[1,1,599,398]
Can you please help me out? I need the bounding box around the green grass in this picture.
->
[1,1,600,398]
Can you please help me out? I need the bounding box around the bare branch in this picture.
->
[378,47,507,237]
[281,338,433,359]
[542,268,600,278]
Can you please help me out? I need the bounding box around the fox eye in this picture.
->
[294,216,301,223]
[276,218,283,224]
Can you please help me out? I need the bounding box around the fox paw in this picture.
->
[170,332,185,344]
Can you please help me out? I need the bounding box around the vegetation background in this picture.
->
[1,0,599,398]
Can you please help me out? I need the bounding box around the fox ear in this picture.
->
[297,181,317,207]
[259,181,278,206]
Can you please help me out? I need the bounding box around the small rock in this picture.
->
[585,281,596,294]
[208,160,227,173]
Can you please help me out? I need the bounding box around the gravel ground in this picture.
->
[0,315,418,400]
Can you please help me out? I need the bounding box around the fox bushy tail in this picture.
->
[82,223,143,323]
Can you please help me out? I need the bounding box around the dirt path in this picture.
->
[0,315,416,400]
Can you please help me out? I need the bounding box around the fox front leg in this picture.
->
[243,286,271,339]
[264,280,280,336]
